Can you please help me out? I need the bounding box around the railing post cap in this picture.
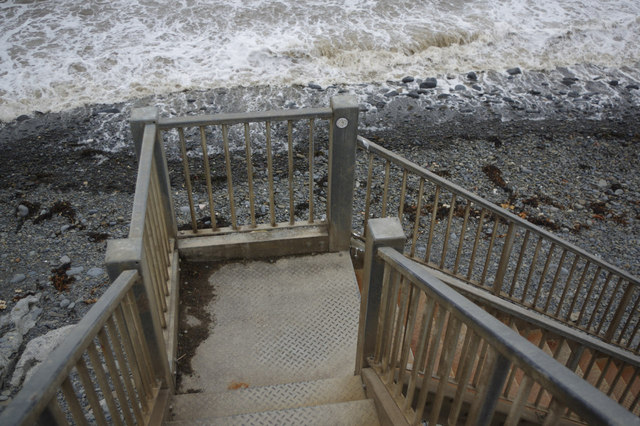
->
[330,95,359,110]
[131,106,159,123]
[367,217,405,243]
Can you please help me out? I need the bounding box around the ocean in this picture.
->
[1,0,639,122]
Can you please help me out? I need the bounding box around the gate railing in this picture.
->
[157,96,359,252]
[356,218,640,425]
[355,136,640,353]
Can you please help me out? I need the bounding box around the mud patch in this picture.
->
[176,262,218,391]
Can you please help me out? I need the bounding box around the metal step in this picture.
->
[165,398,380,425]
[168,375,367,420]
[179,251,361,394]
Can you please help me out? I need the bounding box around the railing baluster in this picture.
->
[509,229,530,298]
[533,243,556,309]
[429,316,462,426]
[244,122,257,228]
[448,330,481,425]
[410,178,425,257]
[308,118,315,223]
[607,361,625,397]
[287,120,295,225]
[76,356,109,426]
[608,283,640,343]
[106,318,145,423]
[588,272,614,330]
[439,193,457,269]
[620,367,640,406]
[554,254,579,317]
[398,169,408,220]
[381,160,390,217]
[577,267,603,326]
[480,218,499,286]
[86,342,124,426]
[221,124,238,229]
[265,122,276,227]
[61,377,89,426]
[403,297,436,413]
[414,306,448,423]
[97,328,136,425]
[386,277,411,384]
[472,339,489,387]
[598,277,625,335]
[595,357,614,390]
[543,248,567,312]
[453,202,471,275]
[113,307,151,408]
[381,271,402,371]
[566,260,591,321]
[425,185,441,263]
[583,349,599,382]
[177,127,198,232]
[467,209,486,281]
[394,285,420,398]
[465,347,511,426]
[494,221,516,296]
[199,126,217,231]
[374,264,393,364]
[125,292,157,390]
[522,236,543,304]
[363,153,374,237]
[504,375,534,426]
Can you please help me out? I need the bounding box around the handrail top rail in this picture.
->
[377,246,640,425]
[157,107,333,129]
[0,270,140,426]
[358,135,640,287]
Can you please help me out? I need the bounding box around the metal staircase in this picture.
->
[164,252,379,425]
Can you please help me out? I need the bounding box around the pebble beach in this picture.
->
[1,67,640,404]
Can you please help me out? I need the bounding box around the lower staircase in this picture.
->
[164,251,380,425]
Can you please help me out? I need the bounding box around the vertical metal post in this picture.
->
[356,217,405,374]
[328,95,359,251]
[131,107,177,239]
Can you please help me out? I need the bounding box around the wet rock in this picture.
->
[454,84,466,91]
[472,84,483,91]
[10,325,75,388]
[609,80,619,87]
[308,83,322,90]
[401,76,414,83]
[384,90,398,98]
[406,91,420,99]
[467,71,478,81]
[507,67,522,75]
[627,84,639,90]
[419,78,437,89]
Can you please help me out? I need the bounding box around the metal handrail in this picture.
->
[357,135,639,287]
[0,270,157,425]
[356,135,640,351]
[376,246,640,425]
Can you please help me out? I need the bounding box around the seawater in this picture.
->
[1,0,639,121]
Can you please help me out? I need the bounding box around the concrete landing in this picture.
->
[178,251,361,394]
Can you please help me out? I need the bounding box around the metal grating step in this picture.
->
[179,251,361,394]
[169,375,366,420]
[165,398,380,425]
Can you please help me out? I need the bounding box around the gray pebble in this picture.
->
[59,255,71,264]
[68,302,76,310]
[66,267,84,276]
[17,205,29,217]
[10,273,26,284]
[87,267,104,277]
[614,189,624,195]
[60,225,70,232]
[597,179,608,188]
[60,299,70,308]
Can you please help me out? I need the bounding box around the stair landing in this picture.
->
[178,251,361,393]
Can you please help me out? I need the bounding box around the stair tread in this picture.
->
[165,398,380,425]
[169,375,367,420]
